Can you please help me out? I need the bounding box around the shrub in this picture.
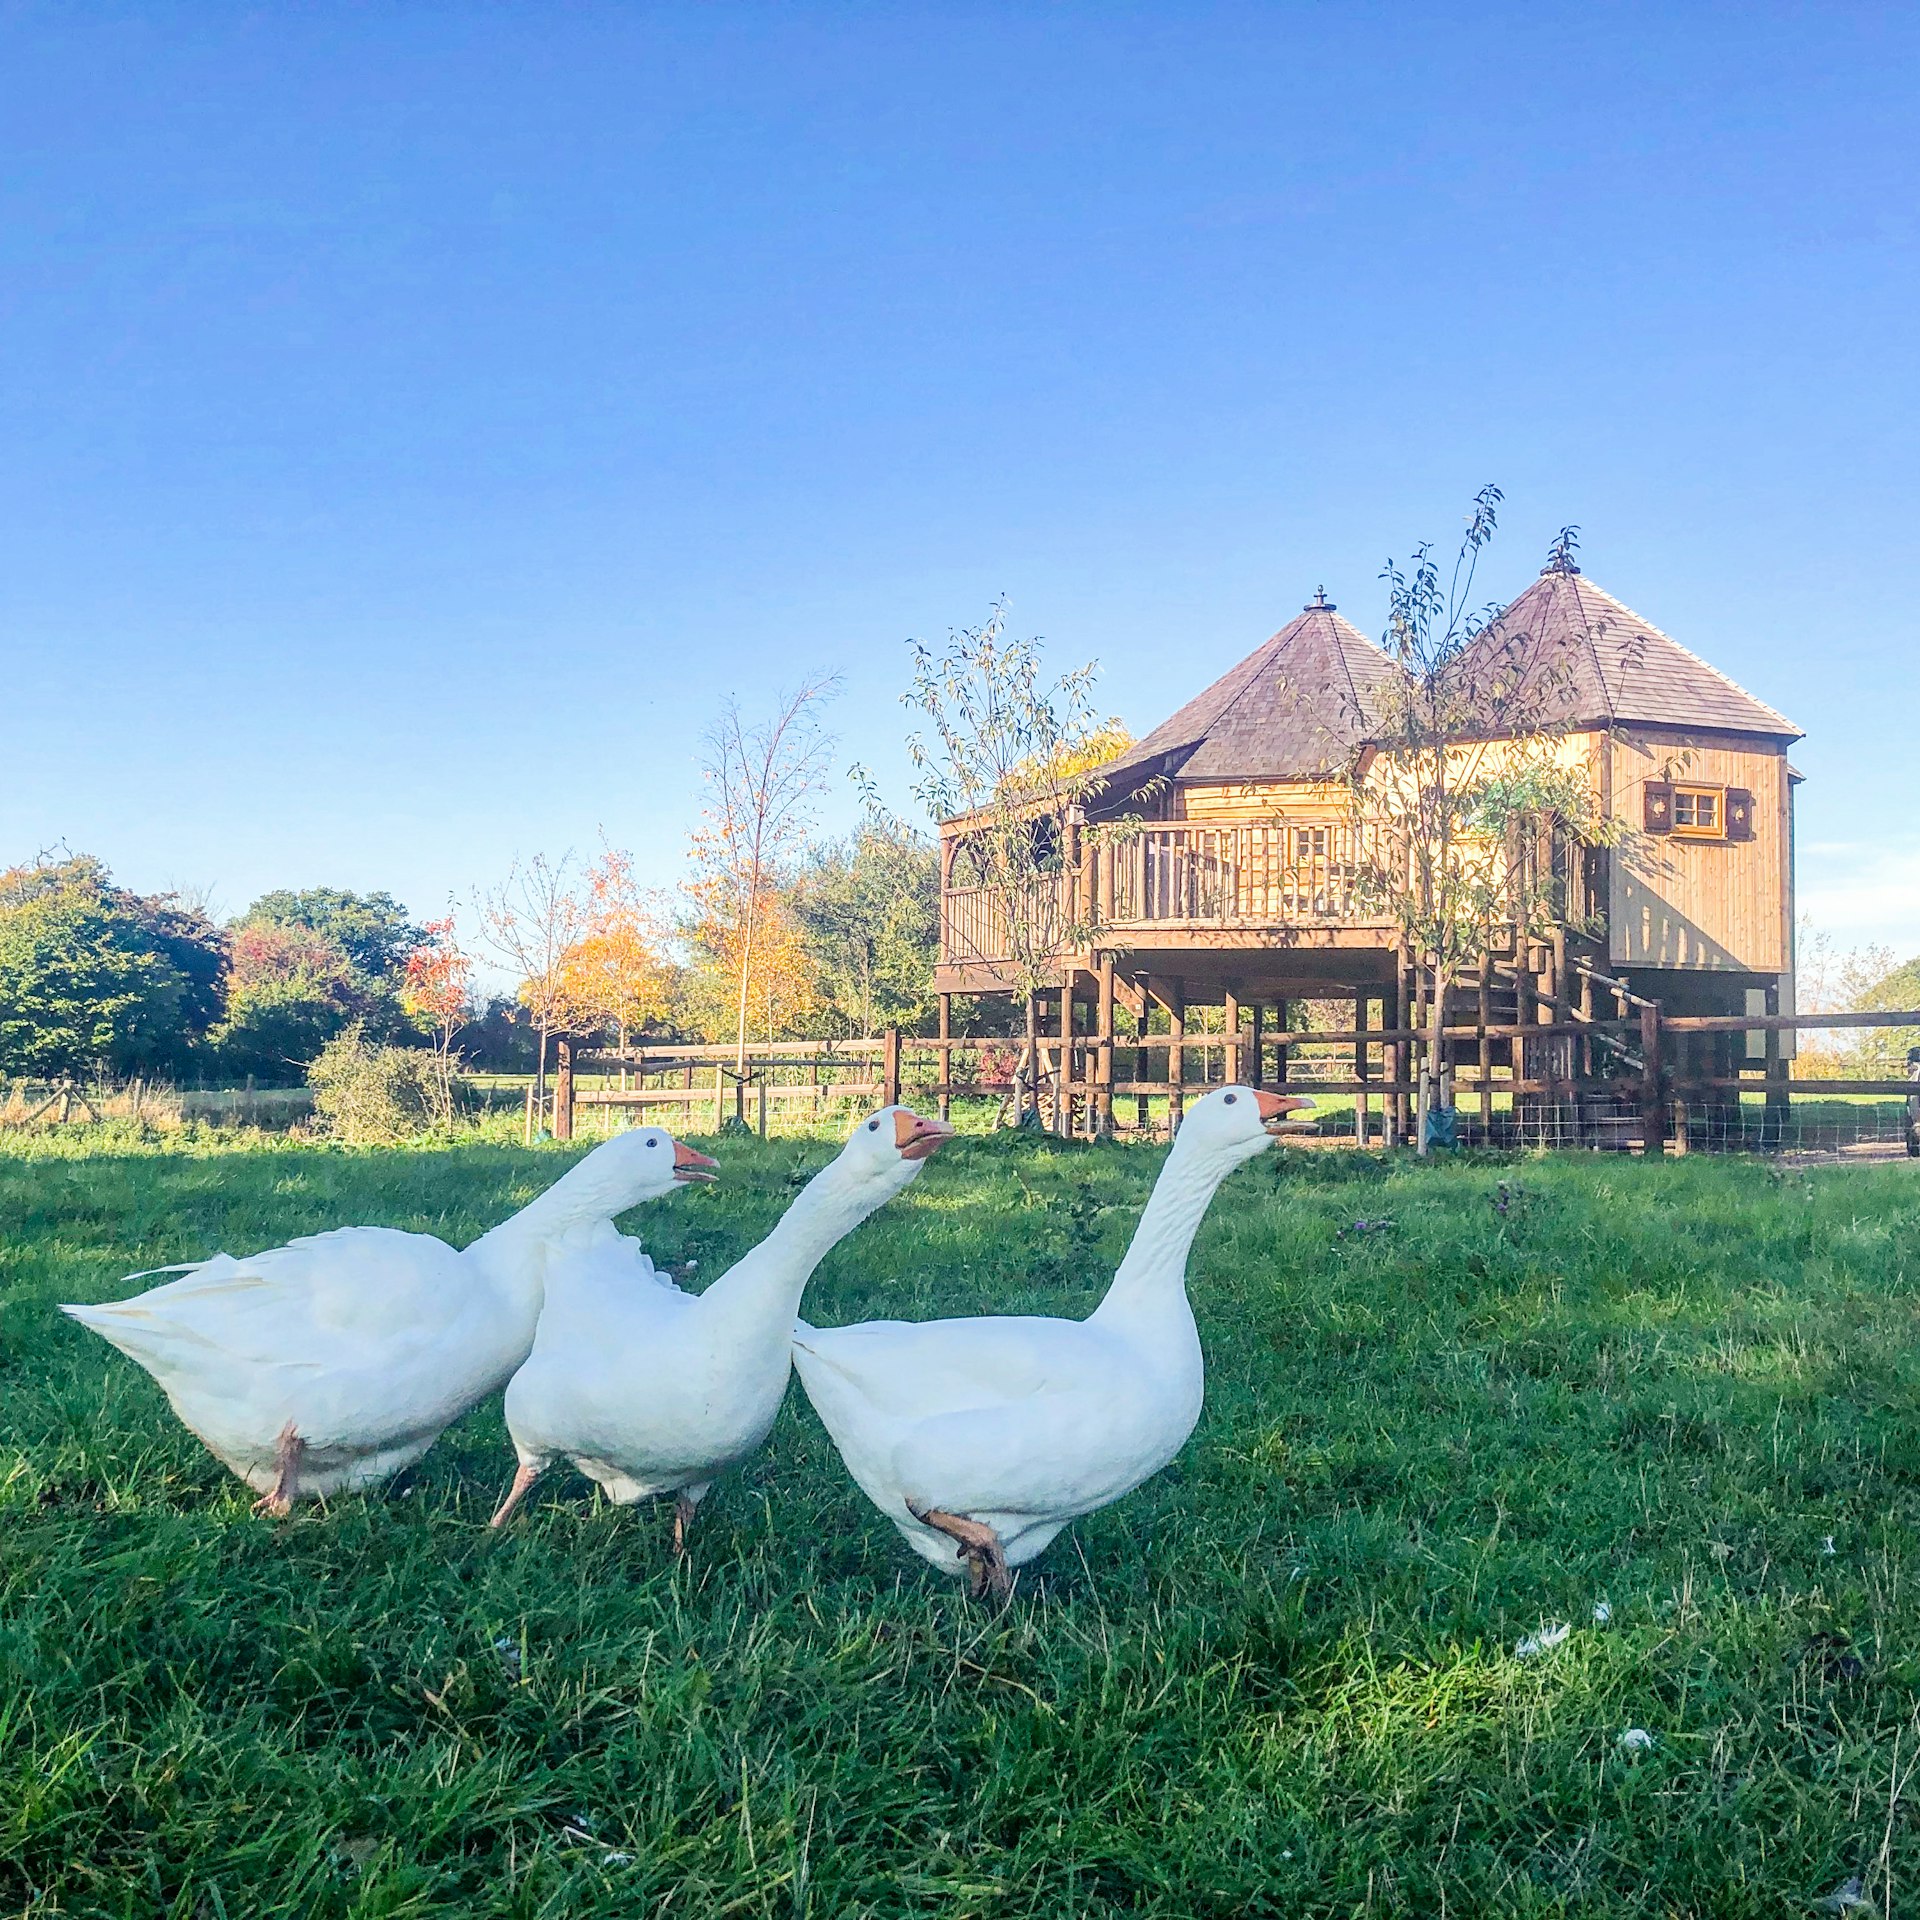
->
[307,1029,442,1144]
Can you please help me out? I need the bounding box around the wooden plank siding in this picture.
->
[1606,726,1791,973]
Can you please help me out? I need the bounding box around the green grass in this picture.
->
[2,1123,1918,1917]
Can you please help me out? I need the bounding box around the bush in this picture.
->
[307,1029,442,1144]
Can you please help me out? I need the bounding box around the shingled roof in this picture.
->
[1096,591,1403,789]
[1455,563,1800,740]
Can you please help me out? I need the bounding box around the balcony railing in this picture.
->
[940,821,1385,967]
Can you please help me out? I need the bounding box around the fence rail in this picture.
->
[548,1006,1920,1157]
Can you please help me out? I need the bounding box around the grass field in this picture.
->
[3,1123,1918,1917]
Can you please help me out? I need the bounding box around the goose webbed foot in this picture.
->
[489,1461,543,1529]
[250,1422,303,1518]
[909,1502,1012,1602]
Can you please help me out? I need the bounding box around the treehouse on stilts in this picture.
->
[934,559,1802,1147]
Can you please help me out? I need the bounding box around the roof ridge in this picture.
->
[1575,576,1797,733]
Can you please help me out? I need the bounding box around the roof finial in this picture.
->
[1305,585,1336,611]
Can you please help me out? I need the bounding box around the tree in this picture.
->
[242,888,425,983]
[1344,497,1618,1153]
[897,603,1122,1125]
[554,844,678,1052]
[218,887,426,1072]
[212,920,364,1077]
[401,913,473,1122]
[476,852,587,1134]
[687,676,839,1070]
[0,855,206,1077]
[791,823,940,1039]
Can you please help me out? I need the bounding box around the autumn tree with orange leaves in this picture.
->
[686,677,839,1068]
[555,845,677,1052]
[401,913,473,1122]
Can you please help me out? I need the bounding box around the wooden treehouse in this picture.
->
[934,562,1806,1145]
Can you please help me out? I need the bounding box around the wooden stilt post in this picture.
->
[1389,950,1408,1148]
[1353,991,1368,1146]
[1248,1000,1264,1088]
[1224,985,1242,1086]
[1134,975,1151,1133]
[1639,1000,1666,1155]
[936,993,952,1121]
[1478,953,1493,1136]
[1274,1001,1289,1085]
[1168,980,1187,1134]
[553,1041,574,1141]
[1058,973,1076,1137]
[1763,979,1788,1148]
[1095,954,1115,1140]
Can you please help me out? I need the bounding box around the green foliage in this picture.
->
[1855,952,1920,1075]
[791,825,939,1037]
[0,855,221,1077]
[306,1027,444,1142]
[215,889,428,1077]
[4,1130,1919,1913]
[242,888,426,982]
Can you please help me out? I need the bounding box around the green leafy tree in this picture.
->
[791,825,939,1038]
[215,888,427,1076]
[241,889,426,983]
[0,856,218,1077]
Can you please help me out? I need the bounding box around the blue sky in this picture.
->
[3,4,1913,955]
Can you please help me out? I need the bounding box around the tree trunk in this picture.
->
[534,1015,550,1137]
[1020,989,1039,1128]
[1418,959,1448,1157]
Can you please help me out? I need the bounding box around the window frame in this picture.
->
[1670,783,1727,841]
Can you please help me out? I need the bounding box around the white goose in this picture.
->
[792,1085,1312,1597]
[63,1125,718,1513]
[489,1105,954,1542]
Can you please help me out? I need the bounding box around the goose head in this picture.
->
[560,1124,719,1215]
[825,1104,956,1209]
[1175,1086,1315,1172]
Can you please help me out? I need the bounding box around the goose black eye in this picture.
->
[646,1138,658,1148]
[867,1119,880,1132]
[1223,1093,1237,1105]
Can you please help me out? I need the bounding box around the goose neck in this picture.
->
[701,1171,871,1325]
[1099,1141,1235,1311]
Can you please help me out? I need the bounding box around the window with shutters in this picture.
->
[1671,784,1725,840]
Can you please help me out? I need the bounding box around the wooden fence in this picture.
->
[553,1005,1920,1155]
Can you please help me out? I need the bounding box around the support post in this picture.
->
[881,1026,902,1109]
[1477,953,1493,1136]
[714,1063,726,1132]
[1353,992,1369,1146]
[1248,1001,1264,1088]
[936,995,952,1121]
[1639,1001,1666,1155]
[1273,1001,1289,1084]
[1389,949,1408,1147]
[1094,955,1115,1139]
[1224,986,1242,1086]
[1167,980,1186,1133]
[1058,974,1076,1137]
[1763,980,1788,1148]
[553,1041,574,1142]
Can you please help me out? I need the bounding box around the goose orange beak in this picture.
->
[893,1111,956,1160]
[1255,1091,1316,1134]
[672,1141,720,1183]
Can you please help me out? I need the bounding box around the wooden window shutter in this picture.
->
[1643,780,1674,833]
[1725,787,1755,841]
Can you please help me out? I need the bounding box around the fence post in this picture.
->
[1639,1001,1666,1156]
[553,1041,574,1142]
[936,994,952,1122]
[881,1027,901,1108]
[757,1075,768,1139]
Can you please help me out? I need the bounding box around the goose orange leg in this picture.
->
[251,1422,303,1517]
[909,1502,1012,1601]
[489,1461,543,1528]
